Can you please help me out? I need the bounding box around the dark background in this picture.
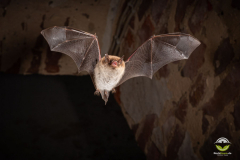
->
[0,73,146,159]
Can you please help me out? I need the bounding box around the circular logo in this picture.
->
[214,137,231,152]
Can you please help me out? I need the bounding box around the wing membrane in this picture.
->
[117,33,200,86]
[41,26,101,74]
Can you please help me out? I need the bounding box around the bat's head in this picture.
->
[102,54,125,69]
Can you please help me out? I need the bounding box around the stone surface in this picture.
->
[232,98,240,131]
[45,49,62,73]
[174,94,188,124]
[166,124,185,159]
[0,0,121,74]
[122,29,136,60]
[114,0,240,159]
[174,0,193,32]
[146,141,162,160]
[202,63,240,118]
[188,0,212,34]
[151,0,168,25]
[202,115,209,134]
[129,15,135,29]
[27,35,44,74]
[189,74,206,107]
[151,126,164,154]
[138,16,155,43]
[137,114,158,151]
[120,77,171,123]
[157,64,169,79]
[162,115,176,147]
[213,38,234,76]
[181,42,206,79]
[178,132,199,160]
[137,0,152,21]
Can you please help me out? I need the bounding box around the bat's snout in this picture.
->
[111,61,118,67]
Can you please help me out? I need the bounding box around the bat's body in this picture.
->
[94,55,125,103]
[41,26,201,104]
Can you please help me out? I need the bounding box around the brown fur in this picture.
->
[94,55,125,104]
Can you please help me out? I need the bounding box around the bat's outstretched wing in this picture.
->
[41,26,101,75]
[117,33,201,86]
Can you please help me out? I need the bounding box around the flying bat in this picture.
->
[41,26,200,104]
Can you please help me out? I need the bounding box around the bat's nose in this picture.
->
[111,61,118,67]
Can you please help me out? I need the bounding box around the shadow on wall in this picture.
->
[0,73,146,160]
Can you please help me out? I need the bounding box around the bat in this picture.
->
[41,26,200,105]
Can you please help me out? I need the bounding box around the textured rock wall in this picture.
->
[112,0,240,159]
[0,0,122,75]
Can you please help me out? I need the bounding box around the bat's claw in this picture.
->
[94,90,100,96]
[112,88,116,93]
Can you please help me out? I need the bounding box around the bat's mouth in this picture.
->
[111,61,118,67]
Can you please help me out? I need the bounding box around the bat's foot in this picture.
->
[105,100,108,105]
[94,90,100,96]
[111,88,116,93]
[104,90,109,105]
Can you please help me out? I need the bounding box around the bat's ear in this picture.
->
[118,55,124,64]
[105,54,110,63]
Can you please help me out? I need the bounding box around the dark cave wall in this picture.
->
[0,0,123,75]
[112,0,240,159]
